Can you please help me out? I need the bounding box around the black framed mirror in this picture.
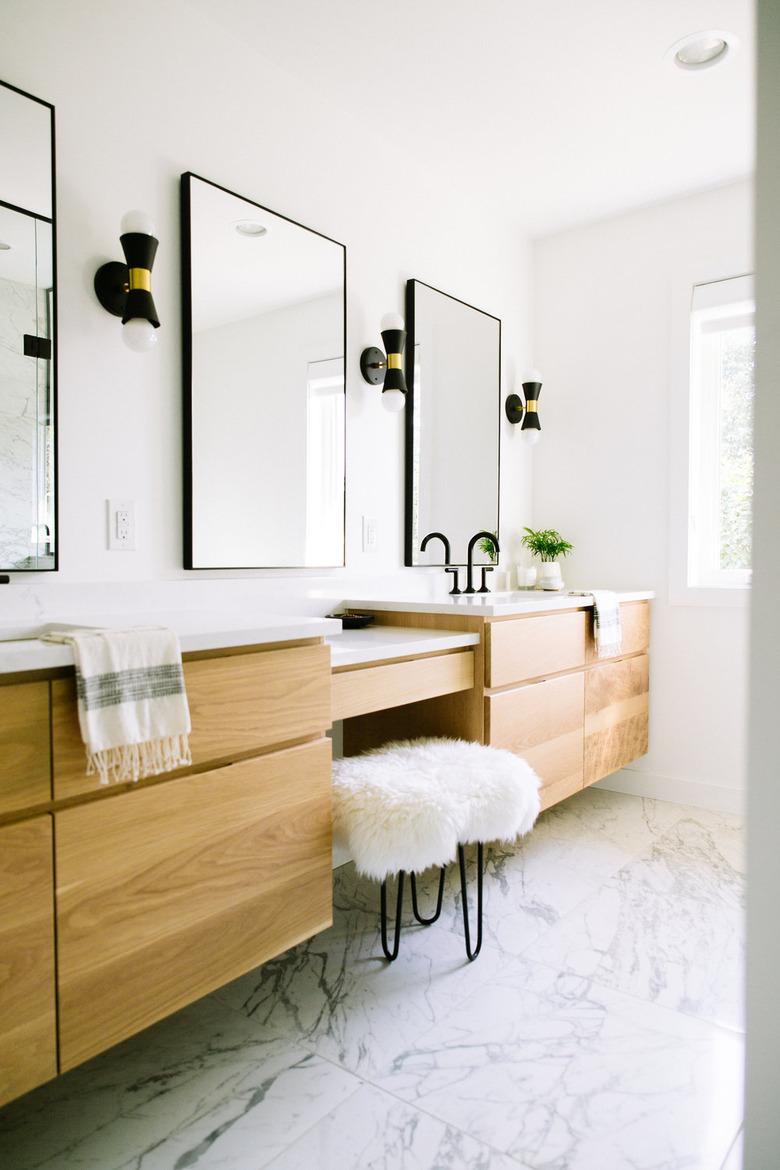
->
[181,172,347,569]
[0,79,57,572]
[405,279,501,566]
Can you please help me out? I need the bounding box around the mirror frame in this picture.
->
[404,278,501,567]
[180,171,348,570]
[0,78,58,573]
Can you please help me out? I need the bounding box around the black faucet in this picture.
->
[420,531,461,594]
[464,531,500,594]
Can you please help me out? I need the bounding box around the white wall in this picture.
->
[534,180,753,813]
[745,0,780,1160]
[0,0,533,621]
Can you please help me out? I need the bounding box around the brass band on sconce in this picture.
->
[524,400,538,412]
[128,267,152,292]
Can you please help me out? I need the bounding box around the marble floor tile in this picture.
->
[403,842,605,959]
[0,790,745,1170]
[374,958,744,1170]
[265,1083,528,1170]
[0,997,359,1170]
[535,786,687,864]
[215,913,504,1079]
[524,812,745,1030]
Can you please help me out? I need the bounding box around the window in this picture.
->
[305,357,345,566]
[687,275,755,591]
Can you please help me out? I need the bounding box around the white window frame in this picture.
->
[669,273,754,607]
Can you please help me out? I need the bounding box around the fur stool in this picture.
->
[333,738,540,961]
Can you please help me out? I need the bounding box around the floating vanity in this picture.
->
[0,616,340,1105]
[0,592,650,1107]
[339,592,653,812]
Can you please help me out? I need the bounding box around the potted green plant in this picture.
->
[520,527,573,590]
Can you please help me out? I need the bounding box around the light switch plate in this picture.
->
[107,498,135,551]
[362,515,377,552]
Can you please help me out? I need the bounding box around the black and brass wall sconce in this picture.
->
[360,312,407,412]
[505,369,543,445]
[94,211,160,351]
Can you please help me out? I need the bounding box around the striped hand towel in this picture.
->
[588,591,623,659]
[42,626,191,784]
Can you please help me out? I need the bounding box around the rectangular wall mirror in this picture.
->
[182,173,346,569]
[0,80,57,571]
[405,279,500,566]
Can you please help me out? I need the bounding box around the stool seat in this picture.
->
[334,738,540,960]
[333,737,540,880]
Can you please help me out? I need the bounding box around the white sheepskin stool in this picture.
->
[333,737,540,961]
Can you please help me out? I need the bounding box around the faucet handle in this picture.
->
[477,566,495,594]
[445,567,462,595]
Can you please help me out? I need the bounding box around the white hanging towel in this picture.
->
[587,591,623,659]
[42,626,191,784]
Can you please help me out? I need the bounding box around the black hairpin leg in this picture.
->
[458,843,484,960]
[410,866,446,925]
[380,871,406,961]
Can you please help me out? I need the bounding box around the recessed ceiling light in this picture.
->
[234,220,267,238]
[668,30,736,71]
[0,242,11,251]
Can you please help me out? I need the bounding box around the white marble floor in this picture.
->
[0,788,744,1170]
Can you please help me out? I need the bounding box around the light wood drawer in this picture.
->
[52,643,331,800]
[0,816,57,1107]
[586,601,650,663]
[585,654,649,784]
[0,681,51,816]
[486,672,584,811]
[55,737,332,1071]
[487,611,588,688]
[332,650,474,721]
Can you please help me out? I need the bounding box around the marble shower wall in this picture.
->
[0,274,49,568]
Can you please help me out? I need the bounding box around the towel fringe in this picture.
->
[86,733,192,785]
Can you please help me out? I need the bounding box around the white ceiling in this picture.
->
[188,0,754,236]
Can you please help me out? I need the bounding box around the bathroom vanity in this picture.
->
[338,593,652,812]
[0,618,339,1105]
[0,593,650,1107]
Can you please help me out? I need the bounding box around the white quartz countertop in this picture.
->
[343,590,654,618]
[0,612,342,675]
[328,625,481,668]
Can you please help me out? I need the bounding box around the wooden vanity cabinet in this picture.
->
[344,600,651,809]
[51,642,331,800]
[55,739,332,1070]
[585,652,649,784]
[0,816,57,1106]
[0,681,51,815]
[486,673,585,810]
[0,636,333,1100]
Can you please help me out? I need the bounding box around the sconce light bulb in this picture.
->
[522,428,541,446]
[382,388,406,413]
[380,311,405,333]
[121,209,156,237]
[522,368,543,385]
[123,318,158,352]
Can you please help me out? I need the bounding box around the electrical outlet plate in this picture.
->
[107,498,135,551]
